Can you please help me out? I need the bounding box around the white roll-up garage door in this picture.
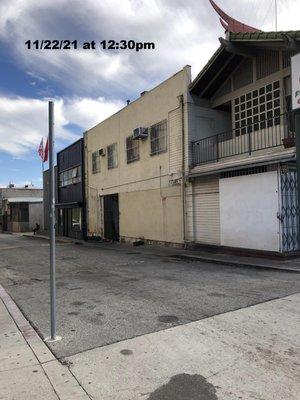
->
[186,175,220,245]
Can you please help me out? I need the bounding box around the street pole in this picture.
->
[48,101,59,341]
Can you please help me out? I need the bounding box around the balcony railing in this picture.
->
[191,112,295,166]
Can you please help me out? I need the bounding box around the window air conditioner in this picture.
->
[133,127,148,140]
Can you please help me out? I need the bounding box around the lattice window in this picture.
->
[234,80,281,136]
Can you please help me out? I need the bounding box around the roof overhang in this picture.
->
[190,30,300,98]
[188,149,296,178]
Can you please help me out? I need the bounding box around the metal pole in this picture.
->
[49,101,57,340]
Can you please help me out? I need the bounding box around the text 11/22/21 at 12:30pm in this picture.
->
[24,39,156,52]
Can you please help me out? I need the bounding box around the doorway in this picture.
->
[103,194,119,241]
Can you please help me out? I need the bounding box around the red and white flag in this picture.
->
[38,138,44,161]
[43,137,49,162]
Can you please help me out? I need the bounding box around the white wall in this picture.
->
[29,203,44,231]
[220,170,280,252]
[188,101,232,142]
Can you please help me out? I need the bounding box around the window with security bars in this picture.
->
[107,143,118,169]
[92,151,100,174]
[150,120,167,155]
[234,80,281,136]
[126,136,140,163]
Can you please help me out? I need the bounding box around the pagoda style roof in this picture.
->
[190,30,300,98]
[209,0,260,33]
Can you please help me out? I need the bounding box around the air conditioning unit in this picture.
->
[99,148,106,156]
[133,127,148,140]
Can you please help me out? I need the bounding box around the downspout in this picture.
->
[179,94,187,246]
[81,137,87,240]
[84,131,89,238]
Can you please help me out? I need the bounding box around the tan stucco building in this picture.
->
[85,66,191,245]
[85,30,300,254]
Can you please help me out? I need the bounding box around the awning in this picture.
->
[55,202,82,208]
[5,197,43,203]
[189,149,296,178]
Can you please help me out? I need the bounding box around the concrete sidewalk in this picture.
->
[0,285,90,400]
[0,276,299,399]
[22,232,300,272]
[66,293,300,400]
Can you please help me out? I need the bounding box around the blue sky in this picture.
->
[0,0,299,188]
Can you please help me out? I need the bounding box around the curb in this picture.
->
[22,234,74,244]
[0,284,92,399]
[0,284,55,364]
[172,254,300,273]
[20,234,300,273]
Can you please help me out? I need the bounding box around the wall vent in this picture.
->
[256,50,280,80]
[220,165,272,179]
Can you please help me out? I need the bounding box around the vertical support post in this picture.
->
[49,101,57,341]
[178,94,187,246]
[248,128,252,156]
[295,111,300,235]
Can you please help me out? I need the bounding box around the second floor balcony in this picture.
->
[191,112,295,167]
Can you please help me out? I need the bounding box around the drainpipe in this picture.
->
[84,131,89,237]
[178,94,187,246]
[295,110,300,249]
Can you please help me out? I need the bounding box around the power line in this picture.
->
[261,0,275,29]
[275,0,278,31]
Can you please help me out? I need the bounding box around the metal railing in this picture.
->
[191,112,295,166]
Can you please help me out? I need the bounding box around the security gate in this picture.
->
[280,166,300,252]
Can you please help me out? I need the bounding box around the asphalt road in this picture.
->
[0,233,299,359]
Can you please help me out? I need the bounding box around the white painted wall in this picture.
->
[220,170,280,252]
[29,203,44,231]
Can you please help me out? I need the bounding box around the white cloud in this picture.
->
[0,95,123,156]
[0,0,299,158]
[0,0,218,97]
[1,0,300,97]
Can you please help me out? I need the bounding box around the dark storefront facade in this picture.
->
[56,138,86,239]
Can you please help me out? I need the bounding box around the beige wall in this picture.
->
[85,66,191,243]
[119,186,182,244]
